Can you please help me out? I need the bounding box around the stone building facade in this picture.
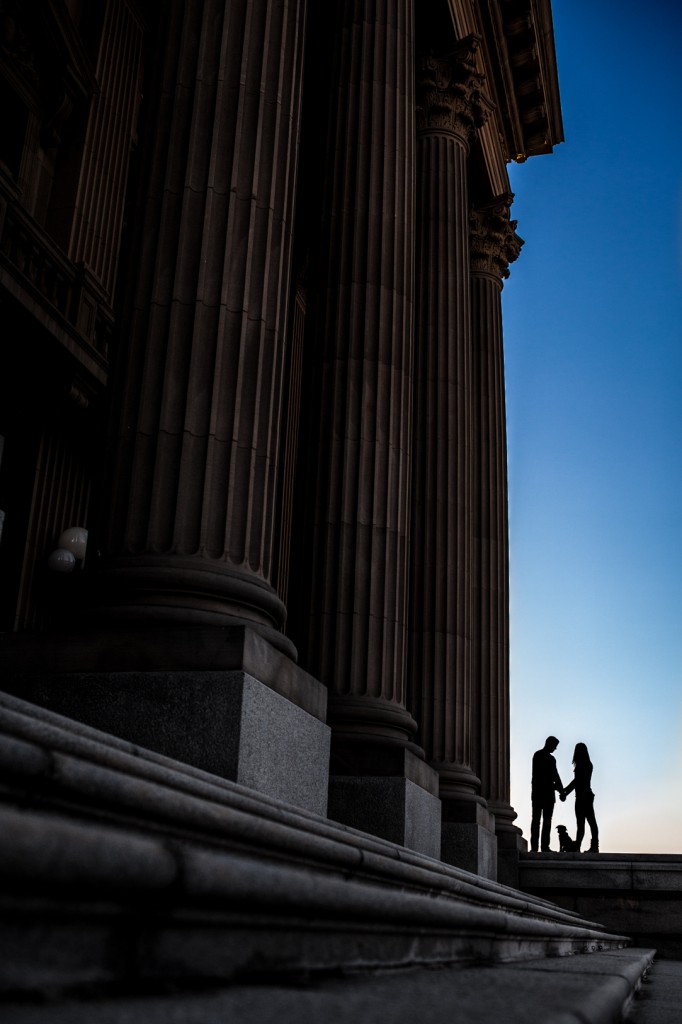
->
[1,0,563,886]
[5,5,663,1017]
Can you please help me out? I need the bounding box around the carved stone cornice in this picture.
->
[416,35,490,143]
[469,194,523,280]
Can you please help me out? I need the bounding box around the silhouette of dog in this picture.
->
[556,825,580,852]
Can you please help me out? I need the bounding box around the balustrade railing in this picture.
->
[0,183,113,369]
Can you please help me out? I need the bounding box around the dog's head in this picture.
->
[556,825,569,835]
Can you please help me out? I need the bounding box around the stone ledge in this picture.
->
[521,852,682,890]
[519,853,682,959]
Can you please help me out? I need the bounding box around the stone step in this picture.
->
[0,691,630,1003]
[2,949,656,1023]
[628,957,682,1024]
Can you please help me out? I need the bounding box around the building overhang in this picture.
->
[440,0,563,193]
[483,0,564,162]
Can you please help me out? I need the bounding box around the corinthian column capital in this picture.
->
[470,195,524,281]
[416,35,490,143]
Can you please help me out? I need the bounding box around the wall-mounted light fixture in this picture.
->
[47,526,88,573]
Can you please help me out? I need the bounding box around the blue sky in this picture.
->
[504,0,682,851]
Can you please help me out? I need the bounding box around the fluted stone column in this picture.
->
[470,196,526,881]
[68,0,143,297]
[301,0,440,856]
[99,0,303,652]
[11,0,332,815]
[410,37,493,874]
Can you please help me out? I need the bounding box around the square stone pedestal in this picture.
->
[496,828,528,889]
[441,822,498,880]
[0,626,331,816]
[328,748,441,858]
[440,803,498,879]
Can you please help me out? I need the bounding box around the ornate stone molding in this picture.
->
[469,194,524,280]
[416,35,490,143]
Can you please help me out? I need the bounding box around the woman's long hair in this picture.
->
[572,742,592,768]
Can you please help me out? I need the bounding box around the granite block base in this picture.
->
[3,667,331,816]
[328,757,442,858]
[441,822,498,880]
[496,828,527,889]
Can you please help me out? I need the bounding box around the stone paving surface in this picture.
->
[627,959,682,1024]
[3,949,656,1024]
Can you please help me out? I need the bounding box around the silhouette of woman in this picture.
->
[562,742,599,852]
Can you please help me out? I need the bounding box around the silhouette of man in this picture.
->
[530,736,564,852]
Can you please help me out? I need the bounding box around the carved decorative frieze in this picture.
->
[469,195,523,280]
[416,35,489,142]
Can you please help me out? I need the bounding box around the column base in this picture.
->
[327,747,441,858]
[0,627,330,816]
[441,822,498,880]
[495,827,528,889]
[90,557,296,659]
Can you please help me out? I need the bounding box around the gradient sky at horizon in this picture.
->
[503,0,682,852]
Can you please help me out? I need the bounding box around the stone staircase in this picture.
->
[3,949,658,1023]
[0,691,655,1021]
